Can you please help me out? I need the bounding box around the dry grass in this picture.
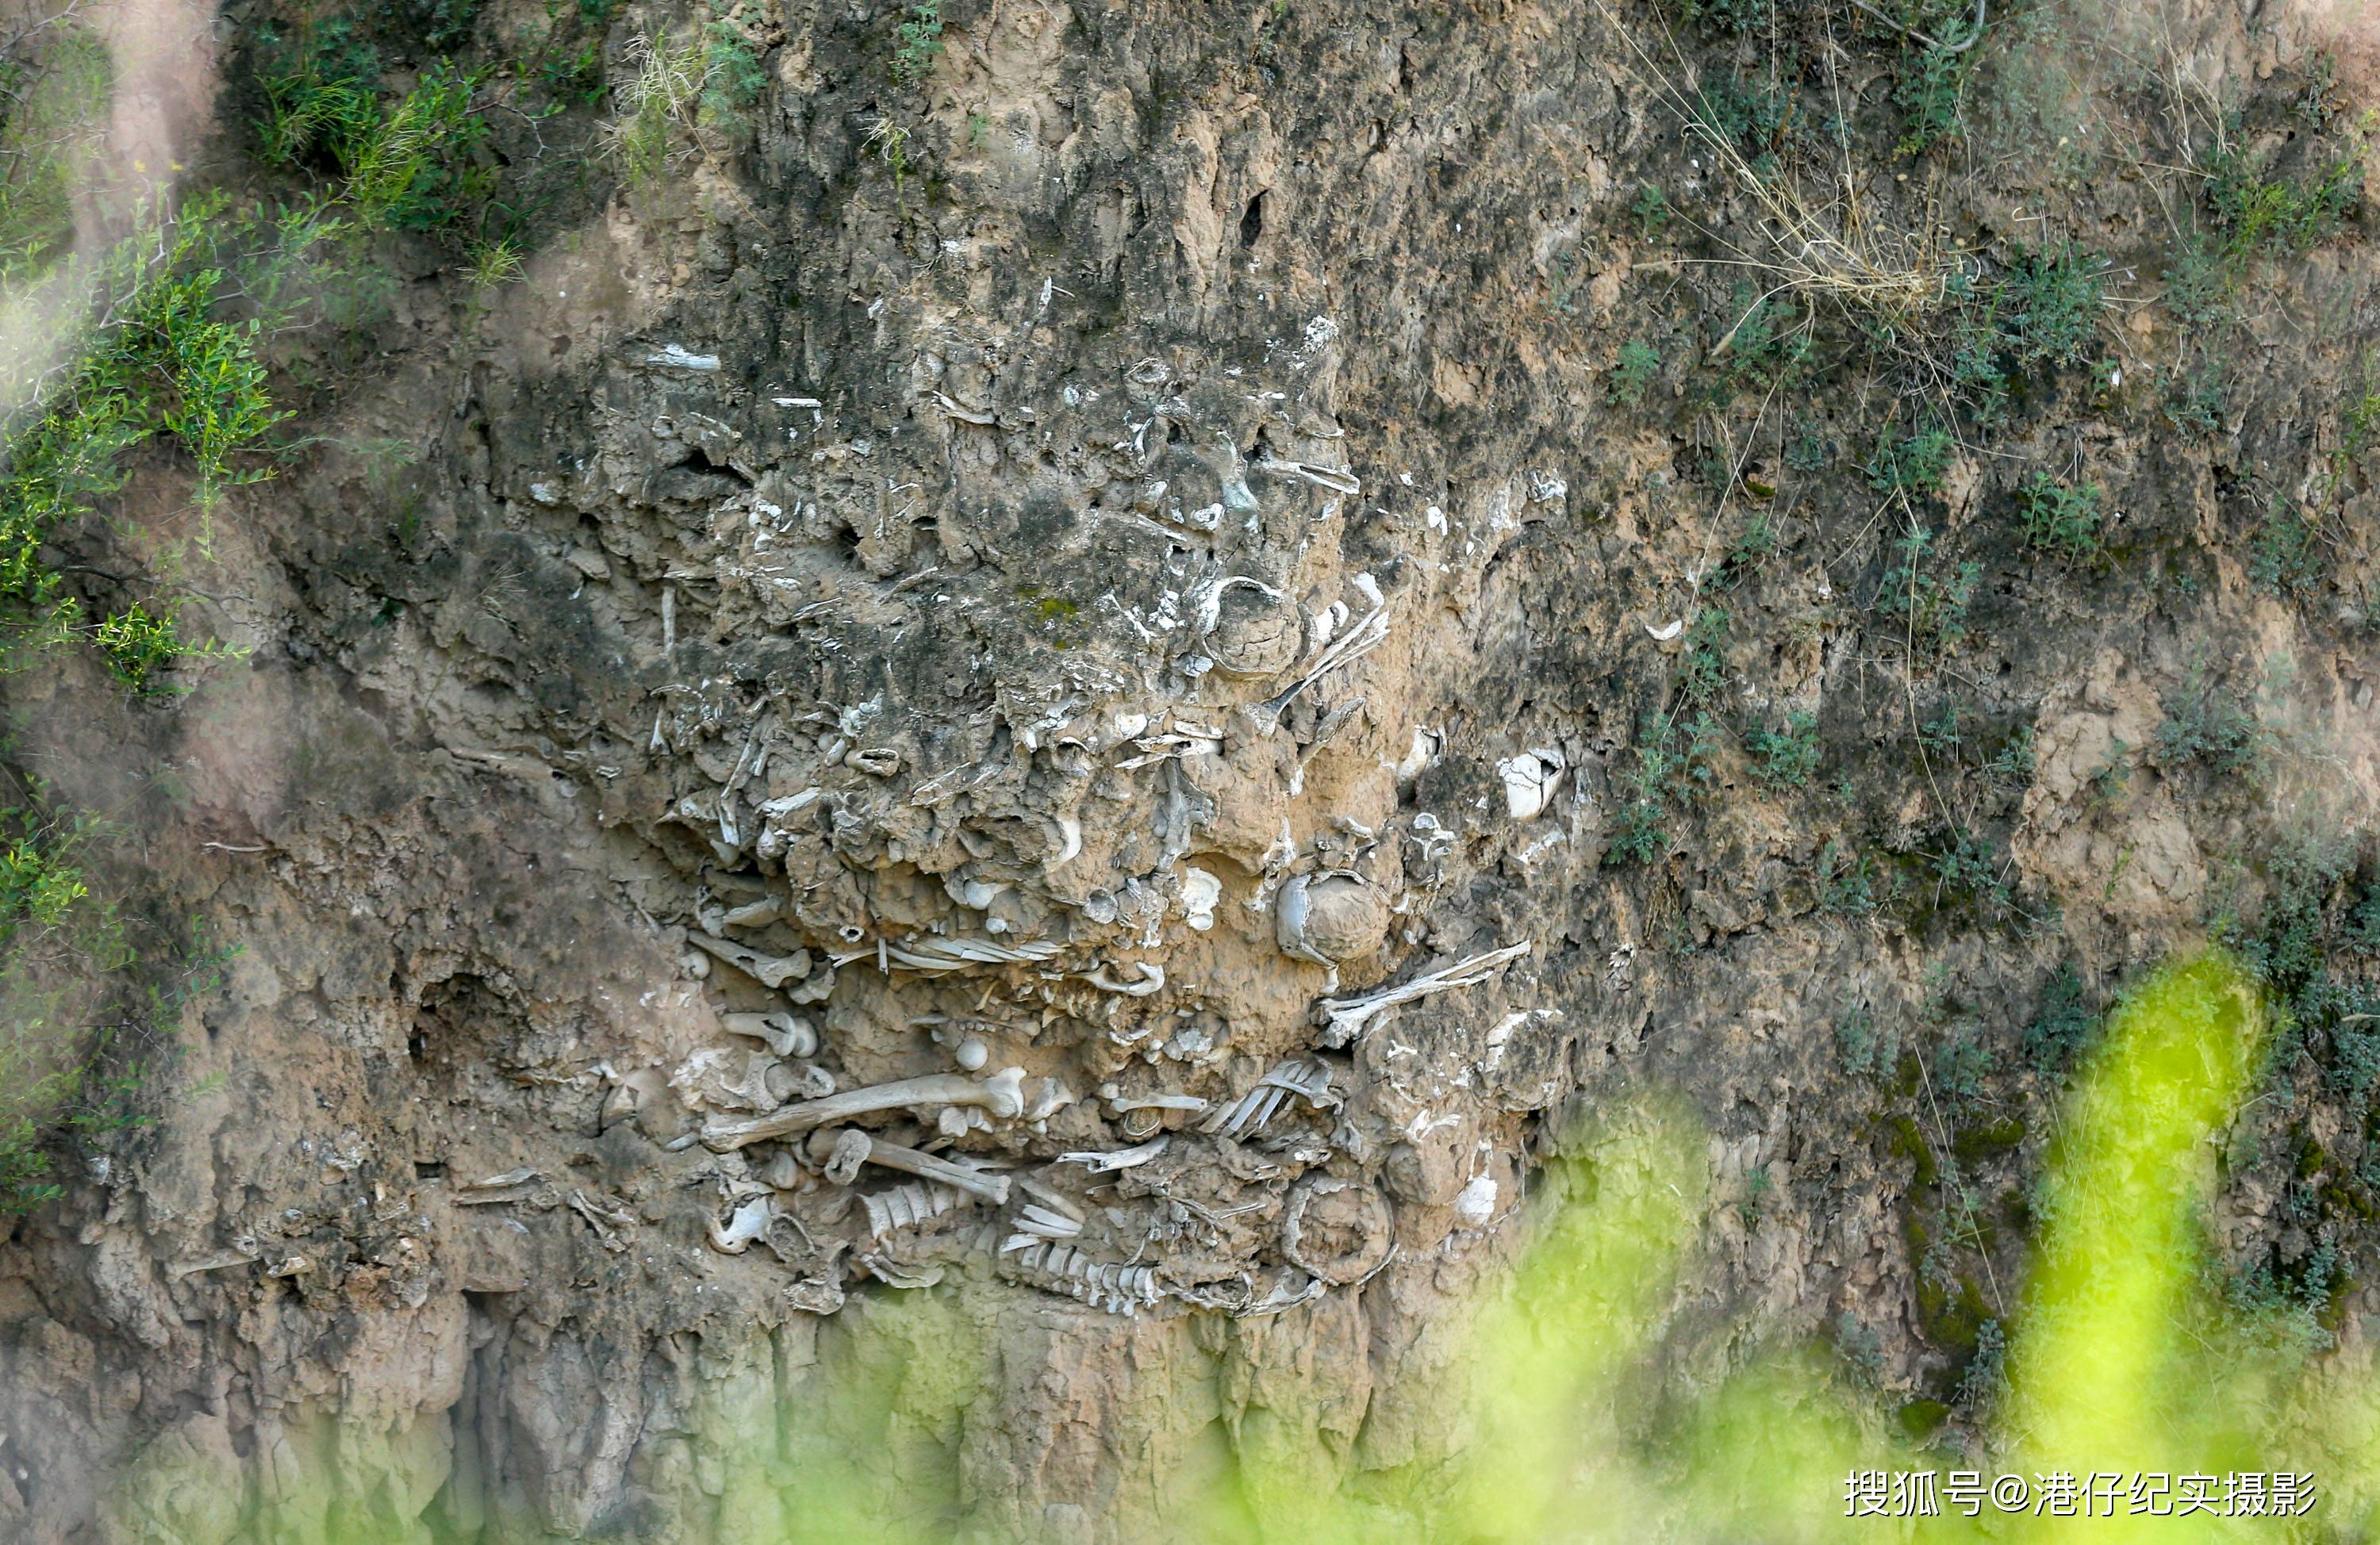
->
[1596,0,1970,323]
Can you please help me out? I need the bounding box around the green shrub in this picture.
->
[1749,711,1821,789]
[1717,282,1811,394]
[2251,503,2325,597]
[1676,608,1729,707]
[700,21,766,125]
[1894,36,1979,155]
[2161,228,2236,329]
[1604,708,1722,868]
[1932,1025,1995,1100]
[2014,471,2106,562]
[1610,339,1661,405]
[2023,964,2094,1073]
[2163,362,2228,436]
[1982,726,2035,796]
[1606,757,1672,866]
[1631,182,1672,239]
[890,0,943,83]
[2002,240,2106,369]
[2151,665,2262,778]
[2208,132,2366,257]
[1818,839,1879,916]
[253,20,382,172]
[1864,424,1956,500]
[1677,0,1773,33]
[1930,827,2012,916]
[1836,999,1898,1079]
[0,807,114,1213]
[1879,522,1979,657]
[0,29,112,284]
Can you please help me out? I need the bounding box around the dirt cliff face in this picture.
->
[2,0,2378,1537]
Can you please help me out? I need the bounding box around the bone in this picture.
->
[722,896,782,930]
[1496,748,1566,821]
[708,1195,774,1254]
[807,1127,1012,1206]
[702,1069,1027,1150]
[861,1179,970,1238]
[1256,599,1392,730]
[1004,1201,1084,1249]
[1276,872,1388,968]
[720,1010,818,1059]
[647,343,721,371]
[1081,962,1165,995]
[569,1189,634,1252]
[1179,867,1221,930]
[827,937,1063,974]
[1203,1058,1339,1139]
[1104,1091,1209,1114]
[1253,458,1361,496]
[1315,941,1533,1048]
[453,1166,540,1203]
[687,933,813,989]
[996,1241,1162,1316]
[1056,1136,1170,1171]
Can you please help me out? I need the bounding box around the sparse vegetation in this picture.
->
[2251,500,2325,598]
[2207,123,2368,259]
[2014,470,2106,563]
[1610,339,1661,405]
[2152,665,2263,779]
[1749,710,1820,790]
[2000,239,2106,370]
[2023,964,2095,1075]
[890,0,944,85]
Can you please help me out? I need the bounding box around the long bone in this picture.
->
[720,1010,817,1059]
[1314,941,1532,1048]
[687,933,812,989]
[701,1068,1025,1150]
[809,1127,1012,1206]
[1253,600,1392,731]
[827,937,1063,974]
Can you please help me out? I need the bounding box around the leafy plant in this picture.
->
[2024,964,2095,1075]
[890,0,944,84]
[0,28,113,284]
[2208,127,2367,258]
[2001,240,2106,370]
[1610,339,1661,405]
[1818,838,1879,917]
[1932,1024,1995,1100]
[1715,282,1810,394]
[2163,361,2227,437]
[1676,607,1729,708]
[0,196,305,683]
[1749,710,1820,790]
[1864,423,1955,501]
[1930,827,2012,917]
[700,21,766,125]
[2161,228,2236,330]
[2151,664,2262,778]
[2251,502,2324,597]
[2014,471,2106,563]
[1630,182,1671,239]
[1879,522,1979,658]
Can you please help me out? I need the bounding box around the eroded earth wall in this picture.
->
[5,0,2380,1538]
